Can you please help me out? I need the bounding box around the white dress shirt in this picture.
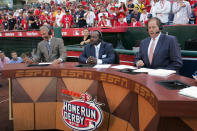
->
[84,11,96,26]
[148,32,161,57]
[172,0,191,24]
[95,43,103,64]
[154,0,171,23]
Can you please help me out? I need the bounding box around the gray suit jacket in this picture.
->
[33,37,66,62]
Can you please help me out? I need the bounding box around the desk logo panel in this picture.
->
[62,93,103,131]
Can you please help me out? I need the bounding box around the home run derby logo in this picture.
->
[62,93,103,131]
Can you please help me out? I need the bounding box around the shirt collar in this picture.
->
[94,42,101,49]
[152,32,161,41]
[49,36,52,42]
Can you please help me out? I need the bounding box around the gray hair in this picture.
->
[40,25,50,32]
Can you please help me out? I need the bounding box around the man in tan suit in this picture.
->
[33,25,66,64]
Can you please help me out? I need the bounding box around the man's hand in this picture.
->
[193,76,197,82]
[87,56,97,64]
[80,41,85,46]
[23,57,33,64]
[52,59,62,64]
[136,60,144,67]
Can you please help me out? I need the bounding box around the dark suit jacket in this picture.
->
[134,34,183,71]
[33,37,66,62]
[79,41,115,64]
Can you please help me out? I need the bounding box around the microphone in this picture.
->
[156,31,160,34]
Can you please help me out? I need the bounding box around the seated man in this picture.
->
[0,51,10,87]
[26,25,66,64]
[0,51,10,70]
[79,30,115,64]
[134,17,183,72]
[9,51,23,64]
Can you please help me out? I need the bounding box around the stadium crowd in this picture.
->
[0,0,196,31]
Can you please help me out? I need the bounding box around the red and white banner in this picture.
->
[0,27,128,37]
[0,31,40,37]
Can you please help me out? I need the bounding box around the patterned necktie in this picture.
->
[149,38,156,64]
[46,41,50,55]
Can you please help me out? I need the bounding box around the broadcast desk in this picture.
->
[2,62,197,131]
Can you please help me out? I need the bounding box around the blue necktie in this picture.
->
[46,41,50,55]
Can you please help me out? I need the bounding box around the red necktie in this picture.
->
[149,38,156,64]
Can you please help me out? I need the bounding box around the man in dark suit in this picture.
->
[32,25,66,64]
[79,30,115,64]
[135,17,183,72]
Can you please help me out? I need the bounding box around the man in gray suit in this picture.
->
[32,25,66,64]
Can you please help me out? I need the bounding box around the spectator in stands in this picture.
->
[144,0,151,12]
[2,16,8,31]
[131,8,141,21]
[109,7,117,27]
[55,8,63,27]
[17,11,23,30]
[79,30,115,64]
[74,4,87,27]
[129,16,142,26]
[119,2,127,16]
[135,17,183,72]
[20,53,31,63]
[80,28,90,46]
[98,15,112,27]
[127,0,135,23]
[9,51,23,64]
[195,5,197,24]
[189,6,196,24]
[8,13,16,30]
[150,0,158,17]
[134,0,145,13]
[97,5,111,26]
[153,0,171,24]
[21,13,28,30]
[28,10,38,29]
[115,13,128,26]
[49,9,56,27]
[172,0,192,24]
[84,7,96,27]
[128,0,135,14]
[139,7,149,26]
[0,15,3,31]
[61,10,73,28]
[0,51,10,71]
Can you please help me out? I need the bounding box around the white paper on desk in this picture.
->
[111,65,136,69]
[93,64,111,68]
[133,68,154,73]
[39,62,52,65]
[179,86,197,99]
[148,69,176,77]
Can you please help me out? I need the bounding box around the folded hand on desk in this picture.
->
[193,76,197,82]
[136,60,144,67]
[87,56,97,65]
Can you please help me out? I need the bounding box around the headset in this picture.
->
[47,25,52,35]
[95,30,103,41]
[146,17,163,32]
